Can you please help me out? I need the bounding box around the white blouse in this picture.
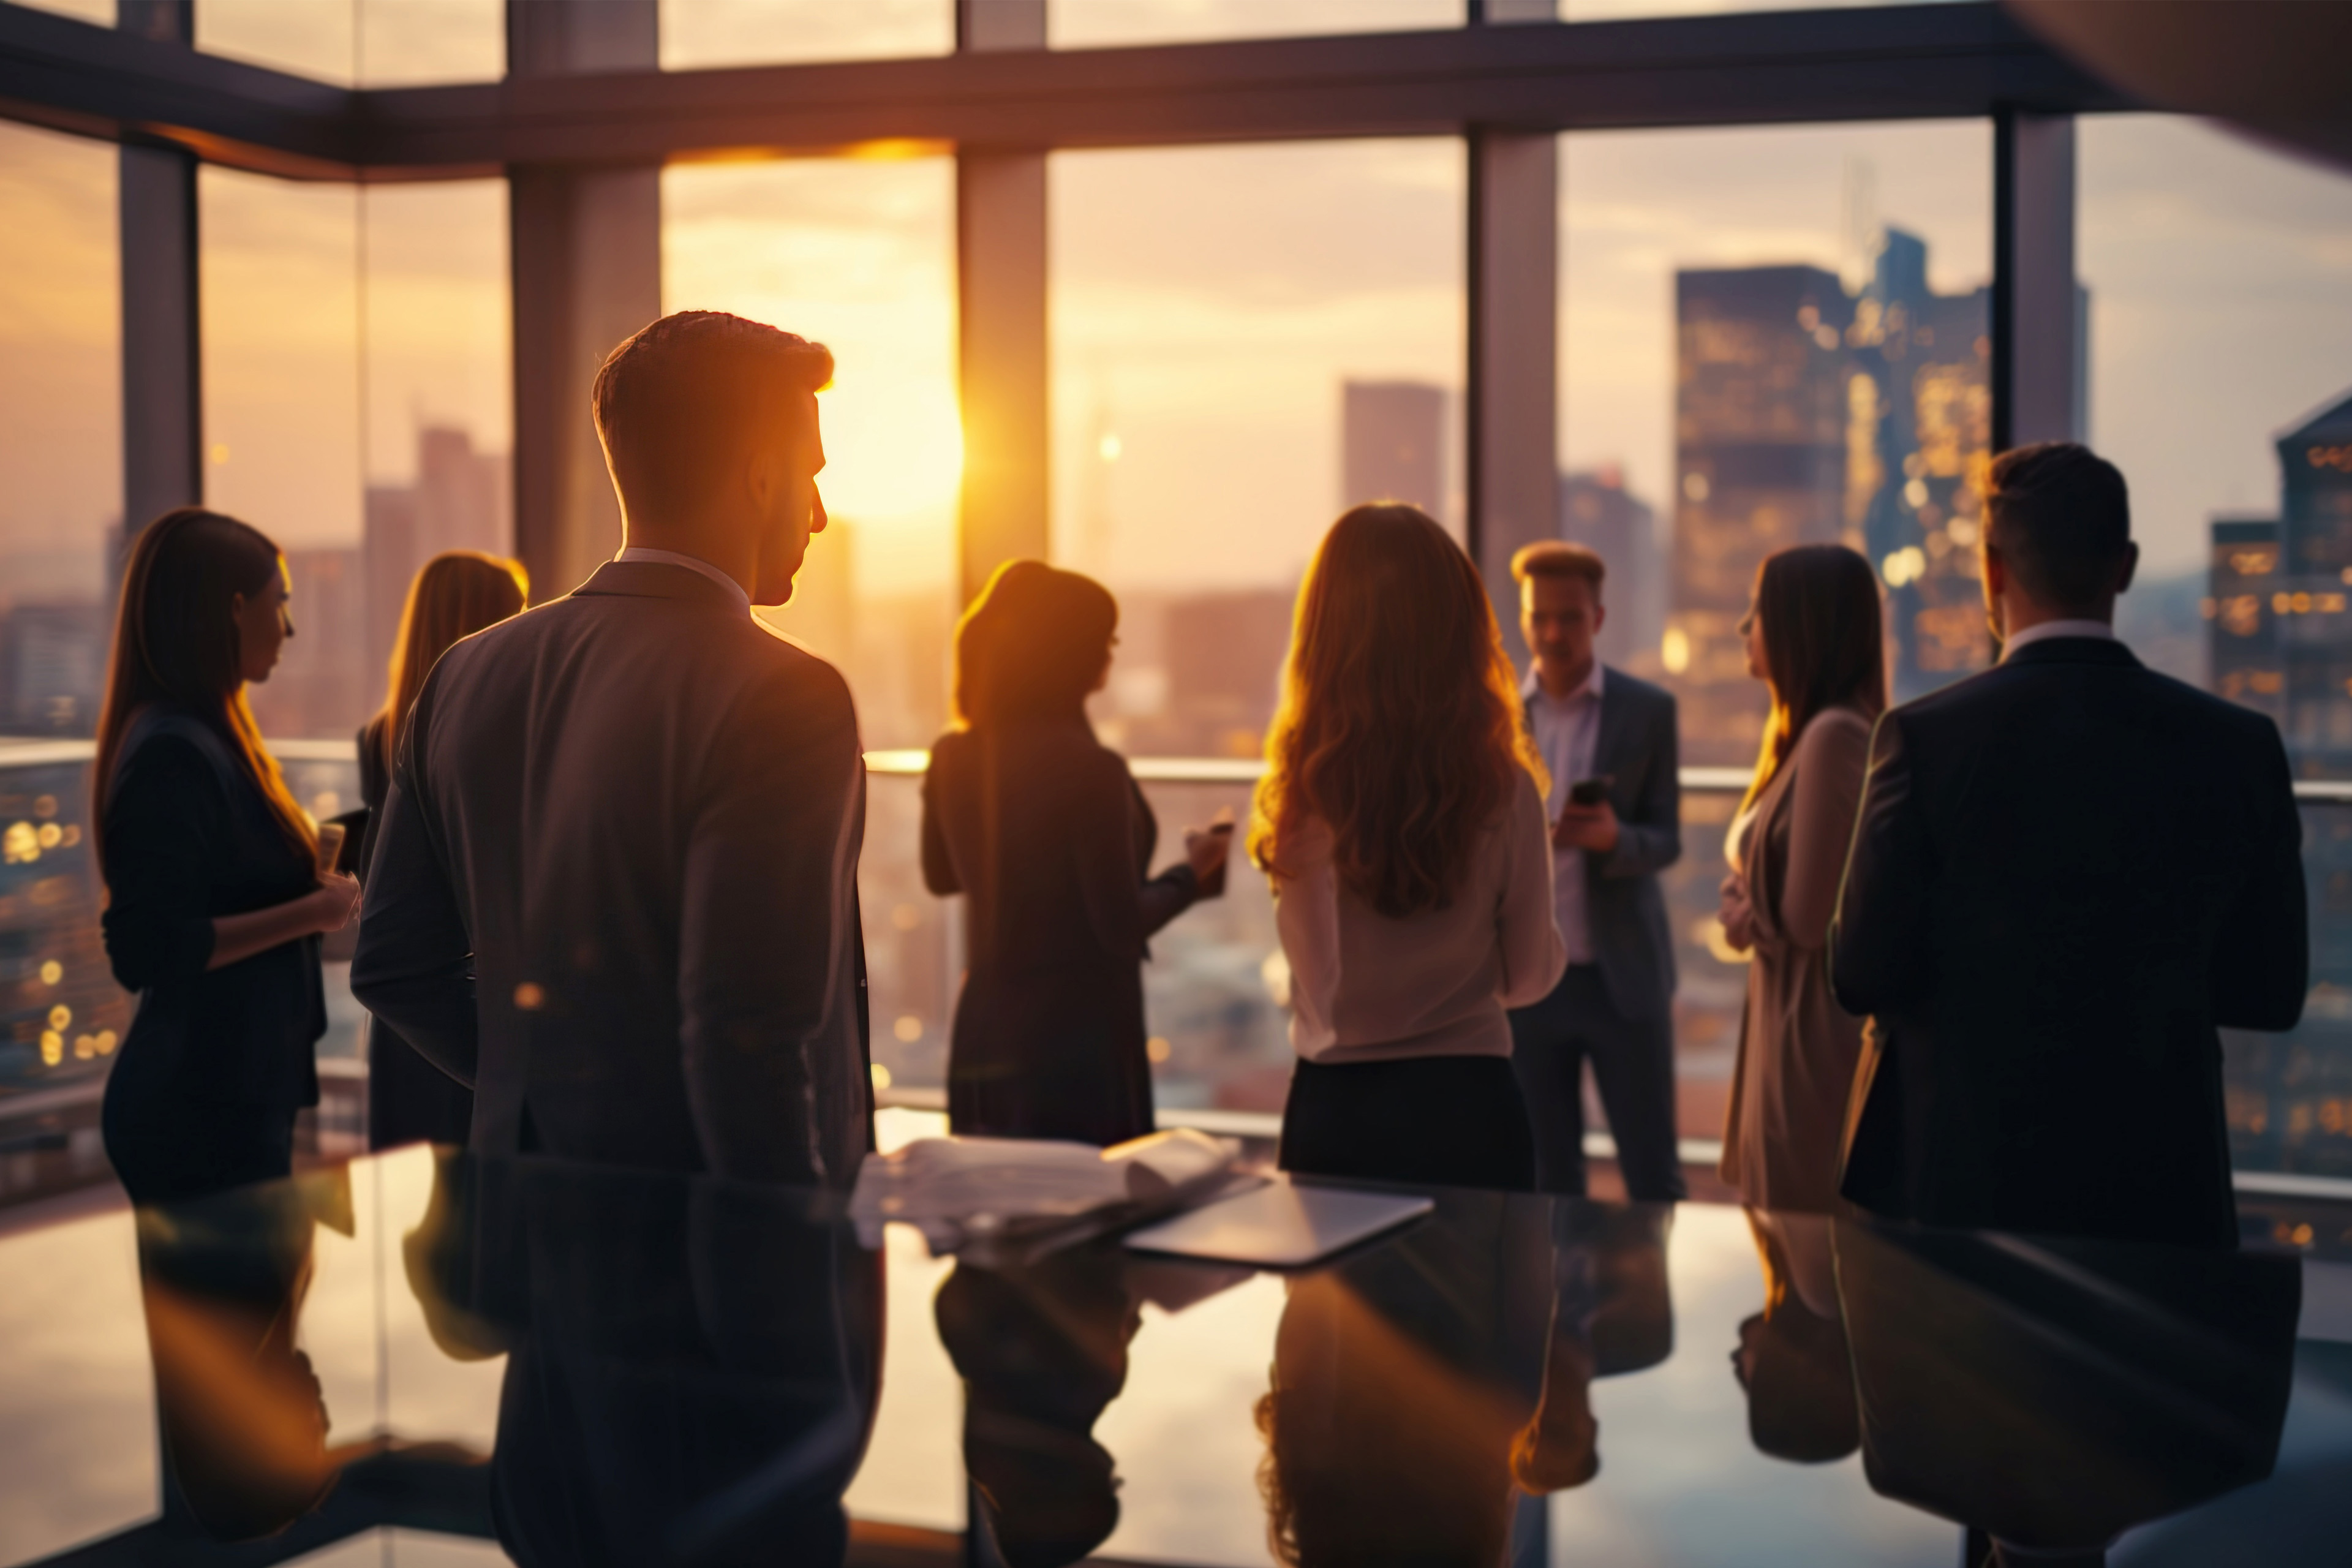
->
[1275,767,1566,1065]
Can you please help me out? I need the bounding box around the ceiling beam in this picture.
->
[0,1,2134,178]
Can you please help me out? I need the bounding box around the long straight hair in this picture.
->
[376,551,528,772]
[91,507,315,866]
[1741,543,1887,815]
[1251,505,1546,918]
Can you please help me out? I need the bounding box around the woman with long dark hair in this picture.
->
[1716,543,1885,1214]
[356,549,527,1150]
[923,559,1231,1145]
[1251,505,1565,1191]
[94,508,361,1204]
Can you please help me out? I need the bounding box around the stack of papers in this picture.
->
[850,1127,1246,1256]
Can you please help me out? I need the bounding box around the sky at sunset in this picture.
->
[3,4,2350,628]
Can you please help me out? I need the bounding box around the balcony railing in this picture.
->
[6,736,2350,1210]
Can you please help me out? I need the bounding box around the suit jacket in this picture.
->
[350,561,873,1188]
[1831,637,2307,1247]
[1531,667,1682,1020]
[100,706,325,1112]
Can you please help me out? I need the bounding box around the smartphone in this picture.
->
[1567,775,1613,809]
[313,822,346,878]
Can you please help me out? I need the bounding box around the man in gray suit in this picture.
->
[353,311,870,1186]
[1506,543,1684,1200]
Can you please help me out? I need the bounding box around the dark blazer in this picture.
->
[351,561,873,1188]
[100,706,325,1110]
[1832,636,2307,1247]
[921,720,1197,1146]
[1536,668,1682,1020]
[1836,1214,2297,1551]
[356,711,473,1152]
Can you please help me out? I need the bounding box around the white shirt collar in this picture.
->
[2000,618,2116,662]
[613,546,752,617]
[1522,660,1605,706]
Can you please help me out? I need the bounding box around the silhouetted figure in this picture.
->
[1503,542,1686,1201]
[410,1155,883,1567]
[1513,1200,1676,1496]
[1732,1208,1860,1466]
[1717,545,1883,1214]
[358,549,526,1152]
[355,312,872,1185]
[94,508,361,1205]
[934,1248,1144,1567]
[1833,444,2307,1246]
[1253,506,1565,1191]
[1256,1189,1553,1567]
[923,560,1228,1145]
[132,1172,356,1544]
[1836,1214,2299,1567]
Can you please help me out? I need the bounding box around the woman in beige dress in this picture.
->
[1717,544,1885,1224]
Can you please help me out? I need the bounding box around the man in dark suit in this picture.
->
[353,311,871,1187]
[1506,543,1685,1200]
[1833,442,2306,1247]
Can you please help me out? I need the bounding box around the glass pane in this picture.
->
[1054,0,1460,49]
[1561,119,1992,764]
[358,179,515,728]
[662,155,962,1094]
[662,0,951,69]
[199,166,366,742]
[1050,139,1465,762]
[2080,116,2352,712]
[0,119,119,742]
[2079,118,2352,1182]
[10,0,116,24]
[1560,119,1991,1145]
[359,0,504,86]
[196,0,355,84]
[1561,0,1967,20]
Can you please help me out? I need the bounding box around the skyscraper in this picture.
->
[2208,516,2284,724]
[1668,231,1999,762]
[1667,264,1853,765]
[1851,228,1994,704]
[2276,388,2352,771]
[364,426,512,690]
[1341,380,1445,517]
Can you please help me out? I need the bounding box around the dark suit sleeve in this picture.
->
[350,687,480,1087]
[2212,722,2308,1031]
[677,660,865,1183]
[99,739,222,990]
[1602,687,1682,878]
[1830,709,1932,1016]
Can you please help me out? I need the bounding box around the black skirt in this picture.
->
[1279,1055,1538,1192]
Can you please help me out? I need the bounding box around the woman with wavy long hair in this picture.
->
[1251,505,1566,1190]
[1717,543,1885,1217]
[93,508,361,1204]
[923,560,1231,1145]
[357,549,527,1150]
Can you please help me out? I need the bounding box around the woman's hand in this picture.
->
[1718,872,1756,954]
[311,872,362,934]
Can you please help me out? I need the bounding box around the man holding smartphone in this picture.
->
[1506,543,1686,1200]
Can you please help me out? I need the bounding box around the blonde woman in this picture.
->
[358,550,527,1149]
[1252,505,1564,1190]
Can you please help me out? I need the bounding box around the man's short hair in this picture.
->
[1511,540,1607,595]
[1985,442,2132,611]
[592,311,834,514]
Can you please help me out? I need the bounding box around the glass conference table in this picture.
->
[2,1109,2348,1568]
